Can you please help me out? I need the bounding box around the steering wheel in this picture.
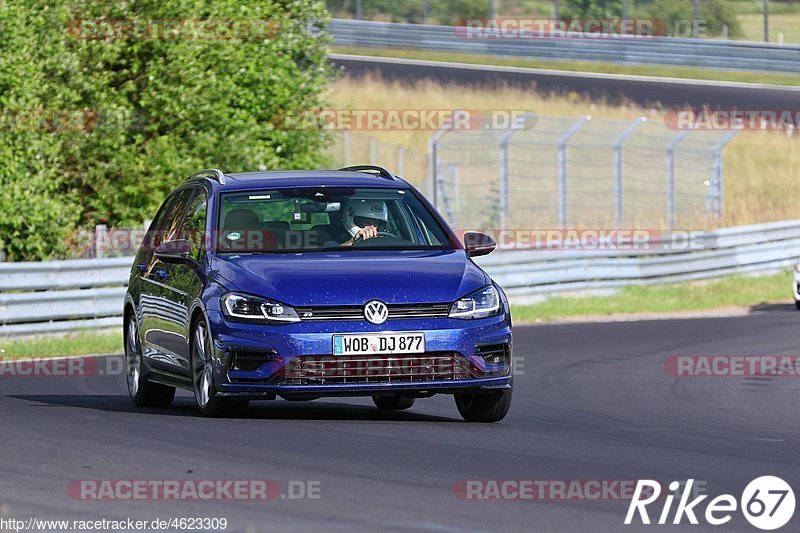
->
[354,231,395,242]
[352,231,408,247]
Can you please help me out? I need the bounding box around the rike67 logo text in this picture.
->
[625,477,795,530]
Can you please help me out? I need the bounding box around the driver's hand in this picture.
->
[354,225,378,241]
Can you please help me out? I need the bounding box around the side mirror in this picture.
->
[154,239,192,264]
[463,232,496,257]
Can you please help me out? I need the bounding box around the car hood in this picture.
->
[211,249,488,306]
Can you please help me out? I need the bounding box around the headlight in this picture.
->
[222,292,300,324]
[449,285,501,319]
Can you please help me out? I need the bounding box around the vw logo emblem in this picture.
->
[364,300,389,325]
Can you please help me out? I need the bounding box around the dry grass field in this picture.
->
[328,75,800,227]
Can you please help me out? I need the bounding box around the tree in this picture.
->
[0,0,333,261]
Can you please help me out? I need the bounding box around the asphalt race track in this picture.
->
[331,54,800,109]
[2,309,800,532]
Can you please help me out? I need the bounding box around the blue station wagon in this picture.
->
[124,166,513,422]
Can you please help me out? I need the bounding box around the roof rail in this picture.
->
[189,168,226,185]
[337,164,396,181]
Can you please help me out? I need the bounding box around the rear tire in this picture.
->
[125,315,175,408]
[454,387,512,423]
[191,318,242,417]
[372,395,415,411]
[795,299,800,310]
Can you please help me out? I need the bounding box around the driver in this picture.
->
[341,199,389,246]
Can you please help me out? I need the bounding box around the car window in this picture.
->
[161,189,195,243]
[178,189,208,262]
[217,187,453,253]
[143,193,177,252]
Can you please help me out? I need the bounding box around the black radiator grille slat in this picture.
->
[295,303,451,321]
[279,353,475,385]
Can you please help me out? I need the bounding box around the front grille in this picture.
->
[279,353,475,385]
[294,303,451,321]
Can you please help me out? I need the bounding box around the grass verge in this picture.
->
[510,271,790,323]
[332,45,800,87]
[0,330,122,359]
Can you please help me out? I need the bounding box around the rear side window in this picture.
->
[141,189,196,253]
[142,194,176,252]
[161,189,195,242]
[178,189,208,262]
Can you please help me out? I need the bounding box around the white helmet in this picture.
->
[344,199,389,237]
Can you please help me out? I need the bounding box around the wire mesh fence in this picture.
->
[328,131,428,190]
[432,115,738,230]
[327,115,738,231]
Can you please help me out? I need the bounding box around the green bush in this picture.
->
[0,0,333,261]
[327,0,491,24]
[632,0,743,37]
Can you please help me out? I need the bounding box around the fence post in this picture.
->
[665,131,691,229]
[427,111,461,208]
[497,112,536,231]
[558,116,590,228]
[369,136,376,164]
[343,130,351,167]
[613,117,646,227]
[498,131,511,231]
[709,131,738,219]
[397,145,404,176]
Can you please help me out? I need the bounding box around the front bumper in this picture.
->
[793,267,800,300]
[207,309,513,398]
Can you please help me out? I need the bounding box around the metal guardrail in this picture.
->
[1,220,799,335]
[328,19,800,73]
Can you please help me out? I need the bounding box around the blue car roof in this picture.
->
[212,170,412,191]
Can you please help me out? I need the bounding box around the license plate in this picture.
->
[332,332,425,356]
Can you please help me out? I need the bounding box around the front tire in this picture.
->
[125,315,175,408]
[454,387,512,423]
[372,395,415,410]
[795,299,800,310]
[191,319,244,417]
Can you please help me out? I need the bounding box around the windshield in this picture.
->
[217,187,455,253]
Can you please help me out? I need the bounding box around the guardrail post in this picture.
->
[665,131,691,229]
[558,116,590,228]
[94,224,108,259]
[613,117,646,227]
[709,131,738,219]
